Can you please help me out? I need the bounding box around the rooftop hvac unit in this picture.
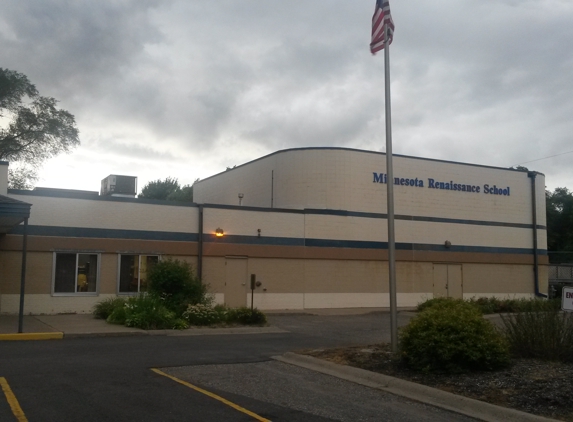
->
[100,175,137,197]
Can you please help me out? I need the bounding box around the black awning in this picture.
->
[0,195,31,234]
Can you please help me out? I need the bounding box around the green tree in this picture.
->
[139,177,194,202]
[546,187,573,253]
[0,68,80,188]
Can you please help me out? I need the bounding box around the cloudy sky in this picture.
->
[1,0,572,193]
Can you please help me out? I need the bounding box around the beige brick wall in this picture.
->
[246,258,306,293]
[202,256,226,292]
[1,294,116,315]
[0,252,53,295]
[203,208,304,239]
[462,263,534,294]
[193,156,276,207]
[194,148,545,228]
[0,149,548,314]
[99,254,118,294]
[303,213,543,250]
[303,260,385,293]
[7,194,199,233]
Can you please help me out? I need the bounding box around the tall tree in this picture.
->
[139,177,194,202]
[0,68,80,189]
[546,187,573,253]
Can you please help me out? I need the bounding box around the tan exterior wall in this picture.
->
[0,251,53,295]
[194,148,546,233]
[13,195,198,233]
[204,208,305,239]
[0,148,548,314]
[0,243,546,314]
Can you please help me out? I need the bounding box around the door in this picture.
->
[224,257,248,307]
[433,264,463,299]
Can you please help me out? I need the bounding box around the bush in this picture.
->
[416,297,470,313]
[400,300,510,373]
[147,259,210,315]
[501,300,573,362]
[107,304,128,325]
[226,307,267,325]
[418,296,561,315]
[93,297,126,320]
[183,304,225,326]
[107,295,188,330]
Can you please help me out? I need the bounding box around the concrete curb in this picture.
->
[272,352,559,422]
[11,326,289,340]
[0,332,64,341]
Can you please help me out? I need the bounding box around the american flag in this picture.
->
[370,0,394,54]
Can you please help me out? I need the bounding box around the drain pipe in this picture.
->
[198,205,204,281]
[527,171,546,298]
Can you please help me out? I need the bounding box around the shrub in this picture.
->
[418,296,561,315]
[400,300,510,373]
[416,297,472,313]
[501,300,573,362]
[93,297,126,320]
[226,307,267,325]
[107,295,188,330]
[183,304,225,326]
[106,305,128,325]
[147,259,210,315]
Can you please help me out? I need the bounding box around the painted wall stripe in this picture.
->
[304,208,545,230]
[4,227,547,256]
[150,368,270,422]
[201,203,546,230]
[0,377,28,422]
[9,226,198,242]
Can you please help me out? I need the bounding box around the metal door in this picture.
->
[433,264,463,299]
[224,257,247,307]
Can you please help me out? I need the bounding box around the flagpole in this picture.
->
[383,22,398,353]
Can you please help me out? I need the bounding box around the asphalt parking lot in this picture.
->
[0,311,485,422]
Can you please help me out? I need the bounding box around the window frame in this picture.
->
[116,254,160,295]
[51,251,101,297]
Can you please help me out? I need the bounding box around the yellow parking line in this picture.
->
[0,377,28,422]
[151,368,271,422]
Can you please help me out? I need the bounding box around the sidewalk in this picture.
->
[0,313,291,340]
[0,314,143,340]
[0,307,414,340]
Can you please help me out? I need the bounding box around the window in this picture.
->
[53,253,99,294]
[118,255,159,293]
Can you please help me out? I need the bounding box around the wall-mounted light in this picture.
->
[238,193,244,206]
[445,240,452,249]
[215,228,224,237]
[257,228,261,237]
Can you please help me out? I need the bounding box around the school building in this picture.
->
[0,147,548,314]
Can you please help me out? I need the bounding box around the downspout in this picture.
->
[197,205,204,282]
[18,217,28,333]
[527,171,546,298]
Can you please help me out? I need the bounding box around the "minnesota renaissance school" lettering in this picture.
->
[372,173,510,196]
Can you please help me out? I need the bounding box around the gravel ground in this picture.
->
[302,344,573,422]
[164,361,478,422]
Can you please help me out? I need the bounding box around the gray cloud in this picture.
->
[1,0,572,190]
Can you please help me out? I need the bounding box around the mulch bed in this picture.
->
[301,344,573,421]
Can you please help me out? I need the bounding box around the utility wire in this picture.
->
[514,149,573,167]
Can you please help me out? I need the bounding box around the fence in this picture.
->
[548,264,573,299]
